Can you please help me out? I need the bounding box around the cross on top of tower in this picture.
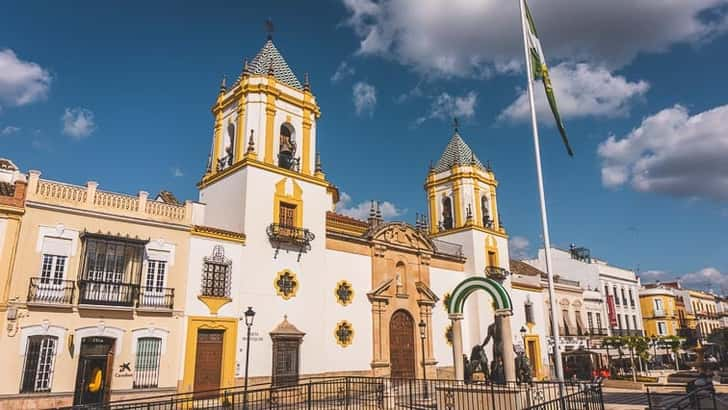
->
[265,19,274,40]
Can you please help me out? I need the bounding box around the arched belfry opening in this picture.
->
[481,195,491,227]
[441,196,454,230]
[278,123,297,170]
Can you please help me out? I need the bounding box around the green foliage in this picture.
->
[708,328,728,350]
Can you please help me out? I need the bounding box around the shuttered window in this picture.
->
[134,337,162,389]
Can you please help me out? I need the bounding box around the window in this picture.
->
[40,254,66,285]
[335,280,354,306]
[274,270,299,300]
[654,299,664,311]
[604,285,609,296]
[487,251,497,268]
[575,310,584,335]
[82,235,144,283]
[525,301,534,324]
[621,288,627,306]
[145,260,166,292]
[657,322,667,336]
[633,315,638,330]
[21,335,57,393]
[587,312,594,330]
[625,314,630,330]
[617,314,622,329]
[201,246,231,297]
[134,337,162,389]
[596,313,603,330]
[334,321,354,347]
[628,289,635,306]
[614,287,620,305]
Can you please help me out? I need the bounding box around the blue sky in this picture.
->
[2,1,727,291]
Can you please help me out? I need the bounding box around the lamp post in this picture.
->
[418,319,428,399]
[520,326,528,348]
[243,306,256,410]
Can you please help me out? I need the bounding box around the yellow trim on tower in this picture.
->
[264,92,277,164]
[490,189,500,231]
[301,109,312,175]
[273,178,304,227]
[234,95,247,162]
[428,188,437,234]
[191,225,246,244]
[199,156,329,189]
[429,224,509,239]
[485,235,500,267]
[474,185,482,227]
[182,316,238,393]
[452,179,463,228]
[210,107,224,175]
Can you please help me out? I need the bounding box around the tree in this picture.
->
[660,336,683,371]
[707,328,728,370]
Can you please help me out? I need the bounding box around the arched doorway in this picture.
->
[389,309,415,379]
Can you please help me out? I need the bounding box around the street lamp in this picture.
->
[243,306,256,410]
[520,326,528,348]
[418,320,428,399]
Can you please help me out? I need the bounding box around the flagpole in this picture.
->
[518,0,564,381]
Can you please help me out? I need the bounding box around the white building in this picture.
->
[176,36,550,392]
[525,246,643,338]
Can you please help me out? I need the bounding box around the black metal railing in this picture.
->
[137,287,174,310]
[66,376,604,410]
[78,280,138,307]
[486,266,510,281]
[27,277,75,304]
[611,329,644,337]
[267,223,315,260]
[589,328,609,336]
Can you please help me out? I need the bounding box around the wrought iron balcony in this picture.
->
[78,280,138,307]
[267,223,315,260]
[485,266,510,281]
[137,287,174,310]
[589,328,609,336]
[27,277,75,305]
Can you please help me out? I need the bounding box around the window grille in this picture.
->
[21,335,57,393]
[133,337,162,389]
[201,246,231,297]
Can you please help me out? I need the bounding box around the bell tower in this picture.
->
[197,32,335,236]
[425,122,505,238]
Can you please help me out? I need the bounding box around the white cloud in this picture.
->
[598,104,728,201]
[331,61,356,83]
[341,0,728,78]
[1,126,20,136]
[0,49,51,109]
[336,191,404,220]
[62,107,96,139]
[680,267,728,293]
[416,91,477,126]
[509,236,531,260]
[353,81,377,116]
[171,167,184,177]
[499,63,649,122]
[637,270,669,284]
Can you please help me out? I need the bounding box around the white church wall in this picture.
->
[198,168,248,233]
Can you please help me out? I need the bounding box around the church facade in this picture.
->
[179,37,549,392]
[0,37,550,407]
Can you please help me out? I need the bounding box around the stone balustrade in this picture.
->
[26,170,191,225]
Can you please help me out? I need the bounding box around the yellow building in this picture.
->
[639,286,679,337]
[685,289,720,342]
[0,166,198,408]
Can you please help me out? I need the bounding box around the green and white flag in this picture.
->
[524,0,574,156]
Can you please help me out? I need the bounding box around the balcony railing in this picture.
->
[78,280,138,307]
[485,266,510,281]
[137,287,174,310]
[589,328,609,336]
[27,278,75,305]
[611,329,644,337]
[653,308,666,317]
[266,223,315,260]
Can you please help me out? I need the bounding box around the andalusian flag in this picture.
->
[524,0,574,156]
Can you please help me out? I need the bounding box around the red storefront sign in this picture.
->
[607,295,617,327]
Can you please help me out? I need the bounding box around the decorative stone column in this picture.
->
[449,313,465,380]
[497,311,516,382]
